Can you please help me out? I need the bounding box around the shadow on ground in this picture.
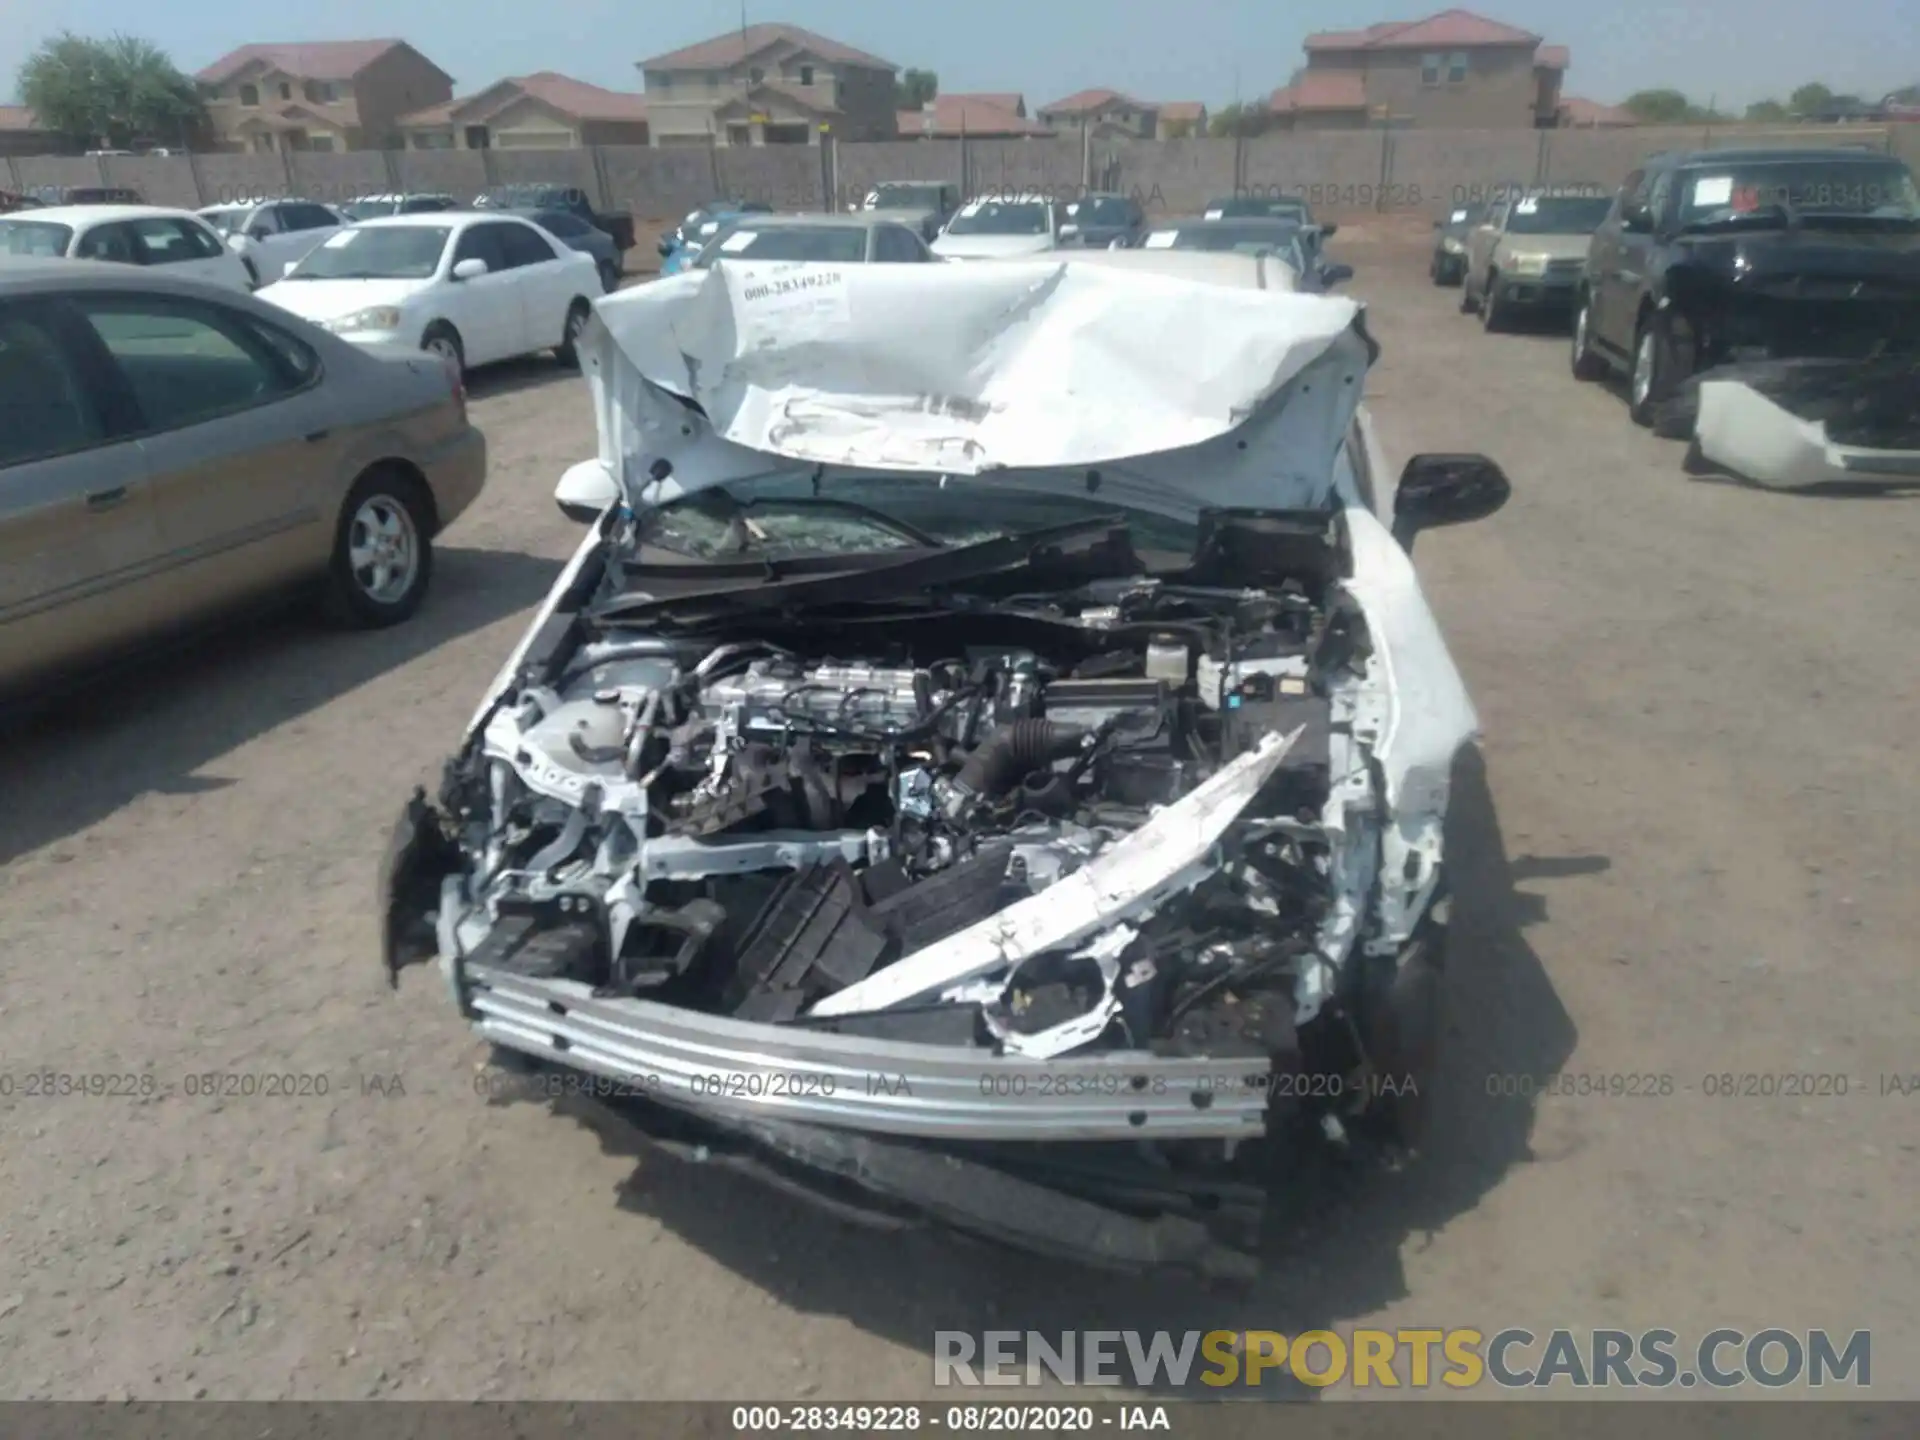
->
[0,546,561,867]
[527,744,1586,1398]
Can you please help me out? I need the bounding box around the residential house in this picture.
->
[1156,101,1209,138]
[898,93,1048,139]
[1280,9,1569,130]
[399,73,649,149]
[196,40,456,152]
[1038,90,1156,139]
[637,23,897,146]
[1556,96,1636,128]
[0,105,62,157]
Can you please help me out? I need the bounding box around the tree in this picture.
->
[1745,99,1789,122]
[18,31,206,149]
[1208,101,1277,138]
[1621,88,1692,124]
[1788,82,1833,117]
[894,69,937,110]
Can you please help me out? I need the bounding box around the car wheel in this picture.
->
[1479,274,1505,332]
[1458,272,1478,314]
[321,467,435,629]
[421,322,464,374]
[1570,294,1607,380]
[555,298,592,368]
[1629,311,1684,428]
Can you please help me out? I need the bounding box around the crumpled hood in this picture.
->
[256,277,426,322]
[930,232,1059,259]
[577,256,1373,519]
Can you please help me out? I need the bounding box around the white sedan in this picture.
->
[255,212,602,374]
[196,198,350,287]
[0,205,251,290]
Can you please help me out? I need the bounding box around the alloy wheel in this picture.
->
[347,495,420,605]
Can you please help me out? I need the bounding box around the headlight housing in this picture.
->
[1440,237,1464,255]
[1505,253,1549,276]
[322,306,403,334]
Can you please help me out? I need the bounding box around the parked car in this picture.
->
[1058,192,1147,249]
[1,190,43,214]
[1138,216,1353,291]
[474,184,635,257]
[197,199,351,287]
[930,193,1062,259]
[0,206,251,292]
[504,207,623,293]
[341,193,461,221]
[1429,201,1487,285]
[255,211,602,376]
[686,212,936,267]
[0,259,486,699]
[382,254,1509,1277]
[1571,147,1920,431]
[31,185,146,207]
[1459,192,1610,330]
[659,202,774,275]
[857,180,960,241]
[1202,194,1336,237]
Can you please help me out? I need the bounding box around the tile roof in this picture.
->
[1557,96,1636,126]
[196,39,447,84]
[402,72,648,128]
[1306,9,1541,52]
[0,104,46,131]
[1039,88,1147,114]
[898,94,1048,136]
[1270,72,1370,112]
[1158,101,1208,123]
[641,23,894,73]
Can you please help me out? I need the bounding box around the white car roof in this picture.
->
[197,199,337,213]
[348,211,517,229]
[8,204,210,227]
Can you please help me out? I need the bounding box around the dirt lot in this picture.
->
[2,240,1916,1402]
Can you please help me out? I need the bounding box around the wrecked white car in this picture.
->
[380,257,1510,1278]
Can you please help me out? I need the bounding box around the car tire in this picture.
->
[1479,274,1505,332]
[1570,294,1608,381]
[1629,311,1684,428]
[321,467,435,629]
[421,322,465,375]
[555,298,592,368]
[1459,273,1479,314]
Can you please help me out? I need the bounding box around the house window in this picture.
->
[1448,51,1469,83]
[750,67,764,83]
[279,82,293,100]
[800,64,814,85]
[307,134,336,152]
[239,83,260,106]
[655,73,670,90]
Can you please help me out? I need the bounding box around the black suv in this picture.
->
[1570,147,1920,429]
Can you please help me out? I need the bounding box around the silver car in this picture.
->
[0,259,487,698]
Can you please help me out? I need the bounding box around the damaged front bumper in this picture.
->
[1683,357,1920,486]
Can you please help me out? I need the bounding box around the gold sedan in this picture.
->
[0,258,487,698]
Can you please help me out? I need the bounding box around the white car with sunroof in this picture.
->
[255,212,601,374]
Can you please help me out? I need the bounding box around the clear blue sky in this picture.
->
[5,0,1917,112]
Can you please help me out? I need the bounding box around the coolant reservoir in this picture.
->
[1144,632,1191,685]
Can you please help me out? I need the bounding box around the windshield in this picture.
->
[341,198,401,220]
[868,184,944,210]
[0,219,73,256]
[1675,158,1920,227]
[1207,197,1307,221]
[639,474,1198,561]
[1506,196,1613,234]
[944,200,1050,236]
[1153,224,1304,261]
[199,207,251,236]
[1066,197,1134,226]
[696,225,867,266]
[287,225,451,279]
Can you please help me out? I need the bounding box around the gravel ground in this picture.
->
[1,242,1915,1401]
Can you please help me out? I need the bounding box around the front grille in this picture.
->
[1545,258,1585,277]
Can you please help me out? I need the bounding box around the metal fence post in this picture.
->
[3,155,20,191]
[1536,128,1551,187]
[280,146,294,198]
[186,148,206,206]
[1376,127,1392,209]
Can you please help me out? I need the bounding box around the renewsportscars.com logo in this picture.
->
[932,1328,1872,1391]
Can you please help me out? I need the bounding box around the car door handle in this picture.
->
[86,486,129,511]
[304,429,331,443]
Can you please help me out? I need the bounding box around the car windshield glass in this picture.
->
[696,225,867,266]
[944,200,1049,235]
[287,225,451,279]
[1675,159,1920,226]
[1506,196,1613,233]
[199,208,251,235]
[1067,197,1133,226]
[0,220,73,255]
[341,199,401,220]
[1208,197,1306,220]
[639,475,1199,561]
[1165,224,1300,252]
[868,184,943,210]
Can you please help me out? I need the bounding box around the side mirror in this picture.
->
[1321,221,1338,237]
[451,257,489,281]
[1392,454,1510,550]
[248,224,272,240]
[1322,263,1354,287]
[656,236,674,257]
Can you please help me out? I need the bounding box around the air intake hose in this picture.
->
[947,720,1088,811]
